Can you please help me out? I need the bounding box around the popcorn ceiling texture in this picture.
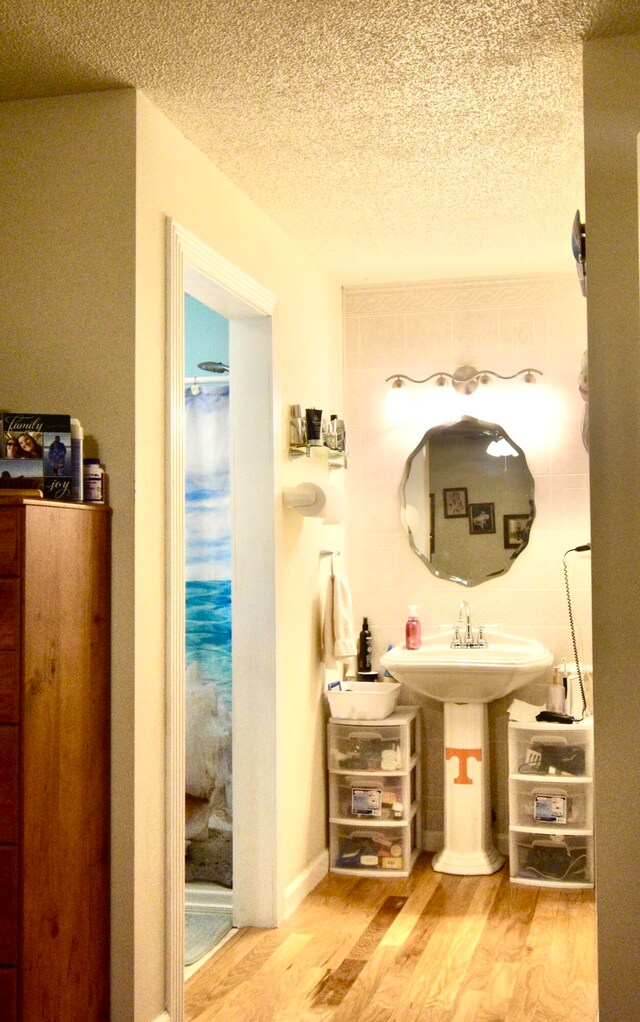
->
[1,1,639,281]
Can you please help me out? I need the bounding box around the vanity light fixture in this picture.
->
[385,365,542,396]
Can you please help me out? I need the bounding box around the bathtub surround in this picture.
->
[343,272,590,853]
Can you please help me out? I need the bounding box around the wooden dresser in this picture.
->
[0,498,111,1022]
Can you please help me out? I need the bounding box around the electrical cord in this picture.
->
[520,853,588,882]
[562,544,590,721]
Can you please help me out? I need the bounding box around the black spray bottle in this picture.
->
[357,617,372,673]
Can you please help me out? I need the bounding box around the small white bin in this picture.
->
[325,681,400,721]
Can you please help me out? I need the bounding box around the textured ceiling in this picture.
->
[1,1,639,283]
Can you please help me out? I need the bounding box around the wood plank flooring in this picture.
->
[185,854,598,1022]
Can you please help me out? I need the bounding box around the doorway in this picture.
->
[166,220,279,1019]
[184,296,233,964]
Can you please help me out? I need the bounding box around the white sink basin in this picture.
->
[380,630,553,703]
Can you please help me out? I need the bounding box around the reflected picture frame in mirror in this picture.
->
[400,416,535,587]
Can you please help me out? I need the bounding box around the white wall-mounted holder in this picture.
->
[288,444,347,468]
[282,482,344,524]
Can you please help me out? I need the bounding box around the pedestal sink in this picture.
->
[380,629,553,875]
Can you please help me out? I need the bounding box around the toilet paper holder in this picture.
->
[282,482,344,524]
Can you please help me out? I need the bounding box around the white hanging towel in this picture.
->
[322,567,357,667]
[332,571,357,661]
[322,573,336,668]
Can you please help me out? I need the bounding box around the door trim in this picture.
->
[166,219,278,1019]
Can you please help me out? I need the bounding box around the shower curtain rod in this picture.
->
[185,375,229,386]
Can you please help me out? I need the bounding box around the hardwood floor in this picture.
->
[185,854,598,1021]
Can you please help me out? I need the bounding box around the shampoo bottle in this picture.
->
[405,606,421,650]
[357,617,372,673]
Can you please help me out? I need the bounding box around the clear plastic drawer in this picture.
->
[509,778,592,830]
[508,722,593,779]
[328,772,415,821]
[329,820,415,873]
[327,720,413,773]
[509,831,594,886]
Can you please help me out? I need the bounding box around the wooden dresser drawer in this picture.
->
[0,846,18,964]
[0,581,19,651]
[0,510,21,577]
[0,727,18,844]
[0,652,19,723]
[0,967,17,1022]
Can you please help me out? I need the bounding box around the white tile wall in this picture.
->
[343,273,591,845]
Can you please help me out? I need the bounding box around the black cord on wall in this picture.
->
[562,544,590,720]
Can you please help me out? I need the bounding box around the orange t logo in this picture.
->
[446,747,482,784]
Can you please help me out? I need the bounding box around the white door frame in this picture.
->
[166,219,279,1020]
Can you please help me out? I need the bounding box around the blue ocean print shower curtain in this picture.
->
[184,364,233,886]
[185,382,232,710]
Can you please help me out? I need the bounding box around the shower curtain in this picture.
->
[184,382,233,887]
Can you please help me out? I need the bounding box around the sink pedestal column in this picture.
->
[432,702,504,875]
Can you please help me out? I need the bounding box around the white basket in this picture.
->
[326,681,401,720]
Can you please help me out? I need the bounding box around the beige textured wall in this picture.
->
[343,275,590,846]
[134,89,343,997]
[0,88,342,1022]
[0,89,138,1019]
[584,33,640,1022]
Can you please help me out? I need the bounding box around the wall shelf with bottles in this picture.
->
[288,405,347,467]
[288,444,347,467]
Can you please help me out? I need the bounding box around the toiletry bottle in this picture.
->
[326,414,338,449]
[336,417,347,454]
[70,418,84,501]
[548,668,565,713]
[305,407,323,446]
[83,458,105,503]
[289,404,306,446]
[357,617,372,673]
[405,606,421,650]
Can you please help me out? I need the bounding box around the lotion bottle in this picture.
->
[405,606,421,650]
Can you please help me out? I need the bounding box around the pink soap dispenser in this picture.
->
[405,605,421,650]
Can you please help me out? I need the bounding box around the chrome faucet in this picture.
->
[460,601,473,646]
[450,601,488,648]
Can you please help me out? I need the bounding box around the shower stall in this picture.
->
[184,295,233,964]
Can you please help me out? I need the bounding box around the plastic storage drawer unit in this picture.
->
[508,718,594,889]
[327,707,421,878]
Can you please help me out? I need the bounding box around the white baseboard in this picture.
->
[284,848,329,920]
[152,1013,170,1022]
